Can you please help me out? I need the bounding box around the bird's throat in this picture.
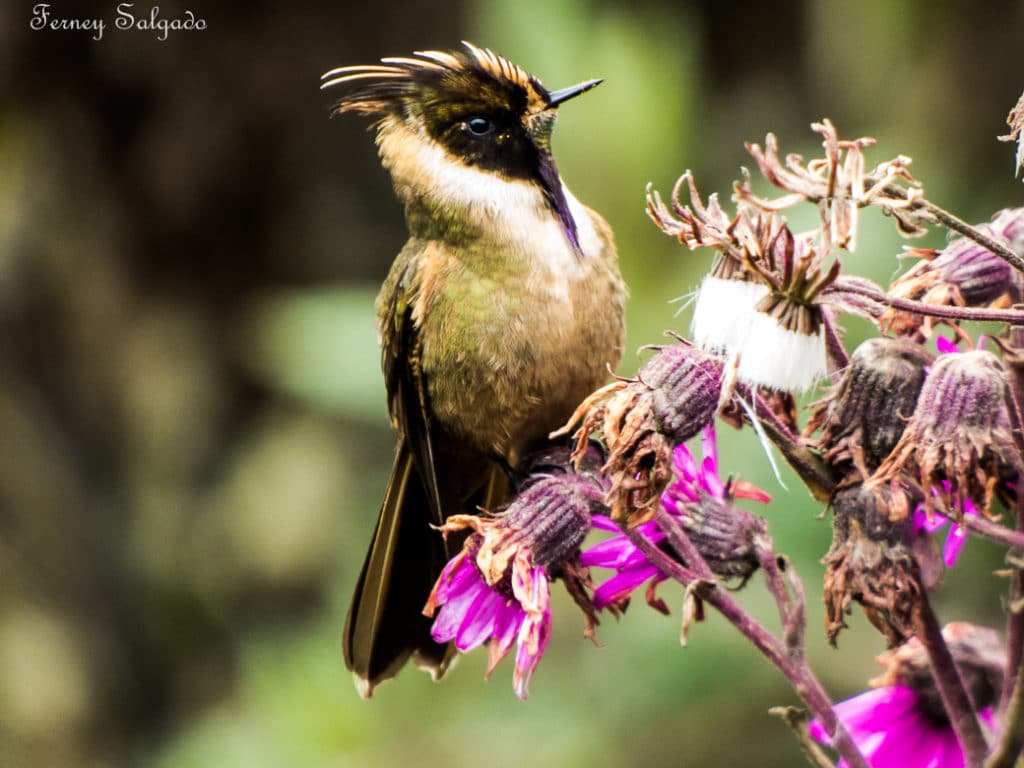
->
[376,120,582,255]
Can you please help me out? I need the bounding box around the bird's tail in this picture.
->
[343,443,453,697]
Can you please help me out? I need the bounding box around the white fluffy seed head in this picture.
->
[691,275,769,355]
[736,311,827,394]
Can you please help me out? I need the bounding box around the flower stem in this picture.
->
[822,312,849,382]
[632,512,870,768]
[828,281,1024,324]
[738,386,837,501]
[989,322,1024,767]
[907,195,1024,276]
[959,514,1024,552]
[769,706,837,768]
[986,644,1024,768]
[871,182,1024,274]
[912,582,990,767]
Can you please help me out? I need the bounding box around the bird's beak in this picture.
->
[547,78,602,107]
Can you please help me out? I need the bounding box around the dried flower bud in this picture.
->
[673,495,764,583]
[870,622,1005,721]
[871,349,1024,518]
[733,228,839,394]
[557,343,724,523]
[807,337,933,478]
[493,463,607,573]
[884,208,1024,337]
[823,483,932,646]
[425,450,608,699]
[583,425,770,613]
[1001,90,1024,178]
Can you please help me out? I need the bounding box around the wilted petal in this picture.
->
[486,601,524,676]
[512,606,552,700]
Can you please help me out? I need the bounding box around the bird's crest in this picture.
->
[320,41,551,118]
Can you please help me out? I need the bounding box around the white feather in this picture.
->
[736,313,826,393]
[691,275,768,354]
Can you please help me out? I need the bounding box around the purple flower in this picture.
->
[810,685,993,768]
[426,541,551,700]
[581,425,769,610]
[913,481,979,567]
[423,455,601,700]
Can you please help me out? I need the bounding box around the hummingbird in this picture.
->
[321,41,625,697]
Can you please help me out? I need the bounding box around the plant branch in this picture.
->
[986,644,1024,768]
[822,312,849,383]
[988,321,1024,768]
[635,511,870,768]
[959,513,1024,552]
[827,282,1024,325]
[901,193,1024,275]
[755,540,798,643]
[769,706,837,768]
[913,582,990,767]
[737,386,838,502]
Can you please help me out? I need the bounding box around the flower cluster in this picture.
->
[581,425,770,613]
[882,208,1024,339]
[555,342,723,524]
[378,116,1024,768]
[647,174,838,394]
[423,447,608,699]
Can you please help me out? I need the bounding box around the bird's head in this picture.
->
[321,42,601,251]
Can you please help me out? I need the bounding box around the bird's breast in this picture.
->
[377,121,625,464]
[417,204,624,464]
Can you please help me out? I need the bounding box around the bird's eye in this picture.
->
[465,117,495,136]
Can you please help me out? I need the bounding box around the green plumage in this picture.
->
[324,43,626,696]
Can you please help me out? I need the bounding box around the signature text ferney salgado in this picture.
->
[30,3,207,42]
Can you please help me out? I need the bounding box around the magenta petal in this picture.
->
[929,729,967,768]
[673,444,699,484]
[807,718,830,744]
[513,608,551,700]
[812,686,917,746]
[434,556,481,605]
[700,424,717,470]
[943,524,968,567]
[936,335,959,354]
[811,686,970,768]
[491,600,524,657]
[431,593,474,643]
[431,568,487,642]
[963,496,979,518]
[700,455,725,498]
[841,686,920,737]
[665,480,698,504]
[866,711,940,768]
[580,537,638,567]
[661,493,683,515]
[454,586,504,651]
[592,566,662,609]
[590,514,620,532]
[914,505,947,534]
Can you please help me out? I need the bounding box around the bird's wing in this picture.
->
[379,260,445,527]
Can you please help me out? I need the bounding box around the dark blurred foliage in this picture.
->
[0,3,461,766]
[0,1,1021,767]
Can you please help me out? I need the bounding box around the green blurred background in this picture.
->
[1,1,1022,766]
